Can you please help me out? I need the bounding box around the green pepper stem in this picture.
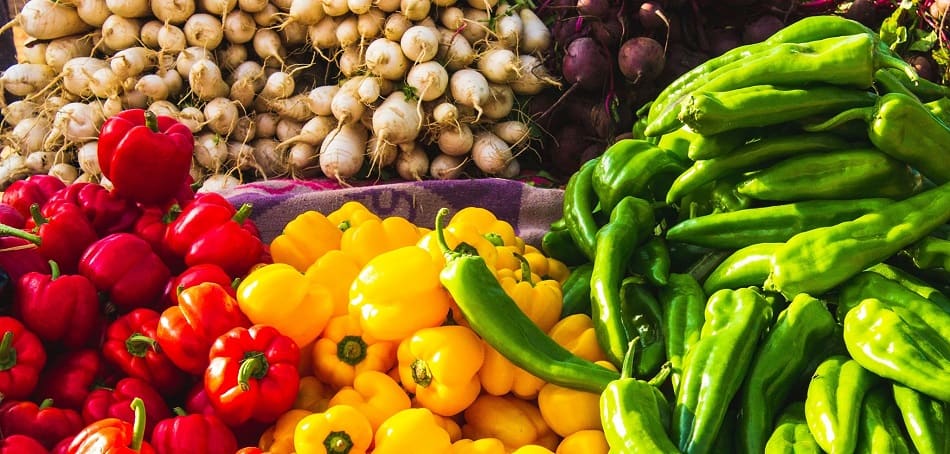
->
[49,260,60,280]
[238,352,268,391]
[231,277,242,290]
[435,208,451,255]
[232,203,253,224]
[0,223,42,245]
[125,334,159,358]
[875,52,920,85]
[129,397,147,452]
[410,358,433,387]
[324,430,355,454]
[29,204,47,227]
[39,398,54,409]
[515,253,534,286]
[144,110,159,133]
[802,106,873,132]
[337,335,368,366]
[162,204,182,224]
[647,362,673,387]
[483,232,504,247]
[0,332,16,371]
[172,407,187,416]
[620,337,639,380]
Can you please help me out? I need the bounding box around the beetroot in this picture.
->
[562,37,612,91]
[618,37,666,84]
[639,2,669,31]
[707,27,741,57]
[742,14,784,44]
[576,0,610,19]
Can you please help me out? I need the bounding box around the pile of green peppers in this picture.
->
[534,14,950,454]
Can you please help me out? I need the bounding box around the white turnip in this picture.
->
[17,0,94,40]
[437,28,476,71]
[184,14,224,49]
[320,122,368,181]
[140,20,163,48]
[48,162,80,184]
[471,130,511,175]
[481,82,514,120]
[336,15,360,47]
[216,43,248,71]
[151,0,195,24]
[194,132,229,171]
[204,97,240,136]
[476,47,520,83]
[372,91,423,147]
[62,57,109,98]
[76,140,100,174]
[405,61,447,102]
[400,0,430,21]
[199,0,237,16]
[110,46,156,79]
[223,10,256,44]
[383,12,411,41]
[429,153,465,179]
[231,116,258,142]
[356,8,385,39]
[46,34,96,73]
[365,38,408,80]
[395,142,428,180]
[436,122,472,156]
[509,54,559,95]
[449,68,489,121]
[252,28,287,66]
[76,0,110,27]
[307,85,339,116]
[176,106,205,132]
[101,15,142,51]
[147,100,180,117]
[157,23,188,54]
[287,142,319,177]
[1,64,56,97]
[1,101,40,126]
[518,7,550,53]
[400,25,439,63]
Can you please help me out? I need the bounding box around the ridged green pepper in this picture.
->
[678,174,753,220]
[658,125,701,161]
[559,262,593,318]
[876,67,950,102]
[687,127,759,161]
[766,181,950,298]
[667,198,893,249]
[737,294,837,454]
[703,243,780,294]
[925,96,950,125]
[865,262,950,309]
[843,297,950,402]
[906,236,950,271]
[592,139,689,213]
[628,237,671,287]
[619,278,665,379]
[805,356,880,454]
[854,386,913,454]
[540,228,587,267]
[892,383,948,454]
[764,402,823,454]
[836,270,950,320]
[658,273,706,391]
[673,287,773,454]
[563,158,601,261]
[600,354,677,454]
[590,196,655,368]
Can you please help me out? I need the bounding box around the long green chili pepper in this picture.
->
[892,383,949,454]
[563,158,601,261]
[658,125,701,161]
[764,402,823,454]
[687,127,759,161]
[837,270,950,320]
[628,236,671,287]
[804,356,881,454]
[673,287,773,454]
[873,67,919,98]
[592,139,689,213]
[657,273,706,391]
[559,262,593,318]
[678,174,753,220]
[766,181,950,298]
[703,243,780,294]
[925,96,950,125]
[865,262,950,308]
[737,294,837,454]
[619,278,666,379]
[905,236,950,271]
[540,228,587,267]
[590,196,655,368]
[600,350,678,454]
[434,208,619,393]
[854,386,913,454]
[877,67,950,101]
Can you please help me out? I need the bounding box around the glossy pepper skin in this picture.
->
[673,287,773,454]
[737,294,837,454]
[98,109,194,205]
[82,377,172,437]
[162,263,235,309]
[397,325,485,417]
[619,278,665,379]
[13,260,99,349]
[103,308,188,396]
[294,404,374,454]
[0,237,50,290]
[269,210,345,272]
[837,270,950,318]
[79,233,172,312]
[767,182,950,298]
[703,243,780,294]
[1,434,49,453]
[150,408,238,454]
[46,182,141,236]
[541,228,587,268]
[340,215,423,267]
[592,139,688,212]
[373,408,453,454]
[590,196,655,368]
[600,354,677,454]
[32,349,107,411]
[628,237,671,287]
[686,126,762,161]
[854,386,913,453]
[763,402,822,454]
[312,313,397,390]
[257,408,311,453]
[562,158,601,261]
[804,356,880,454]
[461,394,559,451]
[892,384,948,454]
[559,263,593,318]
[327,370,410,431]
[0,316,46,400]
[1,174,65,218]
[905,236,950,271]
[866,263,950,308]
[0,398,84,450]
[134,203,183,272]
[497,256,563,333]
[237,263,334,348]
[657,273,706,390]
[0,201,99,275]
[69,397,156,454]
[205,324,301,427]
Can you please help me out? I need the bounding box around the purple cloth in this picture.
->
[220,178,566,247]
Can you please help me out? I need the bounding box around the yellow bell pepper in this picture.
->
[294,376,333,412]
[304,250,363,316]
[432,412,463,443]
[536,361,616,438]
[270,211,344,272]
[341,216,424,267]
[327,371,410,431]
[294,404,374,454]
[259,409,312,454]
[237,263,334,348]
[418,225,500,271]
[493,244,525,272]
[327,201,381,232]
[547,314,608,363]
[396,325,484,417]
[313,313,397,389]
[461,394,559,452]
[512,446,556,454]
[521,245,570,284]
[497,254,563,333]
[555,430,609,454]
[373,408,453,454]
[450,438,507,454]
[348,245,451,342]
[447,207,519,248]
[478,341,545,400]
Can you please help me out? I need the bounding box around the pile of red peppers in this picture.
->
[0,110,281,453]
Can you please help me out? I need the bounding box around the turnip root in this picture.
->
[184,14,224,49]
[252,138,287,177]
[12,117,53,154]
[436,122,473,156]
[347,0,372,14]
[48,162,80,184]
[458,8,489,44]
[140,20,163,48]
[74,172,99,184]
[400,25,439,63]
[157,23,188,54]
[231,116,257,142]
[481,82,514,120]
[509,54,560,95]
[110,46,156,79]
[47,102,103,149]
[471,130,511,175]
[1,64,56,97]
[189,59,230,101]
[375,0,399,12]
[76,0,110,27]
[406,61,447,101]
[518,8,550,53]
[16,0,94,40]
[336,15,360,47]
[320,123,367,181]
[253,3,280,26]
[0,154,31,188]
[431,101,458,127]
[223,10,256,44]
[216,43,248,71]
[105,0,149,18]
[90,67,122,98]
[357,8,385,39]
[74,140,99,174]
[395,142,428,180]
[194,132,229,171]
[151,0,195,24]
[308,16,340,52]
[268,95,314,122]
[254,112,280,138]
[439,6,464,30]
[372,91,423,149]
[283,0,325,26]
[365,38,408,80]
[429,152,465,179]
[281,115,334,148]
[497,154,520,178]
[279,17,309,46]
[148,100,180,117]
[198,173,240,193]
[46,34,97,73]
[331,76,366,124]
[476,47,520,84]
[26,151,69,173]
[99,95,123,118]
[18,41,48,65]
[199,0,237,16]
[493,3,521,47]
[357,76,383,104]
[252,28,287,66]
[337,45,364,78]
[204,98,240,136]
[239,0,267,12]
[287,142,319,177]
[492,120,531,146]
[307,85,338,116]
[62,57,109,98]
[120,89,148,108]
[400,0,430,21]
[383,12,411,41]
[101,15,141,51]
[2,101,40,126]
[228,60,264,85]
[465,0,496,11]
[176,106,205,133]
[275,118,303,142]
[437,28,476,71]
[260,71,295,100]
[366,134,398,171]
[449,68,489,121]
[227,141,256,170]
[134,74,169,100]
[322,0,348,16]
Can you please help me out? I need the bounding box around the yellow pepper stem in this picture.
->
[325,430,355,454]
[410,359,433,387]
[337,335,368,366]
[238,351,268,391]
[514,253,534,286]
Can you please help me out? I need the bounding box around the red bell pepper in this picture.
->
[181,383,270,448]
[14,261,99,349]
[150,408,238,454]
[79,233,171,312]
[70,397,156,454]
[97,109,194,206]
[161,263,235,309]
[0,434,50,453]
[0,203,25,229]
[156,282,250,375]
[102,308,188,396]
[0,201,99,275]
[1,174,65,218]
[0,398,84,449]
[134,204,184,275]
[0,237,49,299]
[47,182,142,236]
[0,316,46,400]
[163,193,265,277]
[34,349,112,411]
[82,377,171,436]
[204,325,300,427]
[235,448,263,454]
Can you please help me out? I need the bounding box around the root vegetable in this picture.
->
[76,140,100,174]
[151,0,195,24]
[395,142,428,180]
[279,18,309,46]
[231,116,257,142]
[12,117,53,154]
[308,16,340,51]
[46,34,97,73]
[287,142,319,177]
[101,15,141,51]
[223,10,256,44]
[347,0,372,14]
[216,43,248,71]
[253,3,280,26]
[100,95,123,118]
[1,64,56,97]
[194,132,229,171]
[252,138,287,177]
[184,13,224,49]
[322,0,349,16]
[76,0,110,27]
[17,0,94,40]
[268,94,313,121]
[147,100,179,117]
[492,120,531,145]
[0,154,31,187]
[366,134,398,170]
[476,47,520,83]
[519,7,550,53]
[200,173,241,192]
[239,0,267,12]
[562,36,610,91]
[204,97,240,136]
[307,85,339,116]
[400,25,439,63]
[320,122,368,180]
[228,141,256,170]
[375,0,399,12]
[286,0,325,26]
[497,155,520,178]
[260,71,295,100]
[357,77,382,104]
[63,57,109,98]
[438,28,476,71]
[357,8,385,39]
[617,37,666,84]
[406,61,447,101]
[458,8,489,44]
[157,23,188,53]
[135,74,169,100]
[254,112,280,138]
[18,41,48,65]
[90,67,122,98]
[436,122,473,156]
[189,59,230,101]
[471,130,511,175]
[199,0,237,15]
[338,45,364,78]
[253,28,287,65]
[331,77,366,124]
[52,102,103,145]
[105,0,149,17]
[230,77,258,107]
[432,102,458,126]
[400,0,430,21]
[336,15,360,47]
[140,20,162,48]
[2,101,40,126]
[176,106,205,133]
[121,89,147,108]
[48,162,80,184]
[439,6,464,30]
[493,4,521,47]
[276,118,303,142]
[465,0,496,11]
[449,68,489,121]
[365,38,408,80]
[429,152,465,179]
[284,115,334,146]
[228,60,265,86]
[26,151,67,173]
[481,82,514,120]
[74,172,99,184]
[383,12,411,41]
[509,54,560,95]
[372,91,423,147]
[110,46,156,79]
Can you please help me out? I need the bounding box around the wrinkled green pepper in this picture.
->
[619,278,665,379]
[865,262,950,309]
[628,237,671,287]
[892,383,948,454]
[686,127,758,161]
[703,243,780,294]
[854,386,913,454]
[563,158,601,261]
[658,273,706,391]
[836,270,950,320]
[673,287,773,454]
[592,139,689,213]
[764,402,823,454]
[541,228,587,267]
[559,262,593,318]
[877,67,950,101]
[805,356,881,454]
[678,175,753,220]
[600,352,677,454]
[905,236,950,271]
[658,125,701,161]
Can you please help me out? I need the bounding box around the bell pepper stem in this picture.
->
[410,358,433,387]
[49,260,60,280]
[172,407,187,416]
[39,398,54,409]
[125,334,159,358]
[621,337,640,380]
[325,431,355,454]
[0,224,42,245]
[483,232,504,246]
[0,331,16,371]
[514,253,534,286]
[435,208,452,255]
[232,203,253,224]
[238,351,268,391]
[337,335,368,366]
[647,362,673,387]
[29,203,47,227]
[803,106,873,132]
[129,397,147,452]
[144,110,159,132]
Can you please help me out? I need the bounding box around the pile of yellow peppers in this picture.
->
[237,201,613,454]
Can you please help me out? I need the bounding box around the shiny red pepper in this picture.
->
[70,397,156,454]
[32,349,110,411]
[0,203,25,229]
[97,109,194,206]
[1,174,65,218]
[182,383,270,448]
[46,182,142,236]
[0,237,50,302]
[0,316,46,400]
[102,308,188,396]
[14,261,99,349]
[79,233,171,312]
[81,377,171,436]
[0,201,99,275]
[0,398,84,450]
[156,282,250,375]
[150,407,238,454]
[1,434,49,453]
[204,325,300,427]
[163,193,265,277]
[160,263,235,310]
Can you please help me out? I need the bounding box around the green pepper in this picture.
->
[667,198,893,249]
[892,383,948,454]
[434,208,619,393]
[658,125,701,161]
[686,127,759,161]
[600,351,678,454]
[925,96,950,125]
[559,262,593,318]
[540,228,587,267]
[563,158,601,261]
[590,196,655,368]
[678,84,879,136]
[592,139,689,213]
[619,278,666,379]
[628,236,671,287]
[843,297,950,402]
[736,148,922,202]
[678,175,753,220]
[766,181,950,298]
[702,243,780,294]
[865,262,950,309]
[854,386,913,454]
[764,402,823,454]
[673,287,773,454]
[876,67,950,102]
[737,294,837,454]
[836,270,950,320]
[657,273,706,391]
[905,236,950,271]
[805,92,950,184]
[804,356,881,454]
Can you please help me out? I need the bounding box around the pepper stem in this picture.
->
[172,407,187,416]
[515,253,534,286]
[324,430,355,454]
[875,51,920,85]
[647,362,673,387]
[129,397,147,452]
[410,358,432,387]
[238,351,268,391]
[232,203,253,224]
[144,110,159,132]
[29,203,47,227]
[483,232,504,247]
[337,335,368,366]
[49,260,60,280]
[620,337,639,380]
[0,332,16,371]
[125,334,159,358]
[435,208,451,255]
[39,398,54,409]
[802,106,873,132]
[0,223,42,245]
